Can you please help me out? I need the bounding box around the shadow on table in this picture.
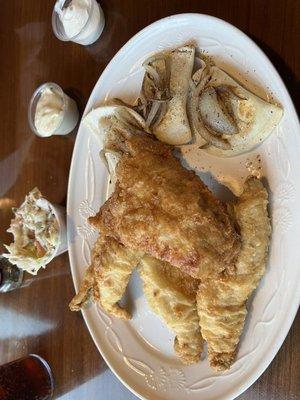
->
[0,257,108,398]
[27,263,107,398]
[29,328,107,399]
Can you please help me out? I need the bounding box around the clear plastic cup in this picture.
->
[28,82,79,137]
[45,202,68,263]
[52,0,105,46]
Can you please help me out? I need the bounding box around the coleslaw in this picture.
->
[4,188,59,275]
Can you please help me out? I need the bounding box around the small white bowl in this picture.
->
[52,0,105,46]
[28,82,79,137]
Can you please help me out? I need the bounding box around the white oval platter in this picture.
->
[67,13,300,400]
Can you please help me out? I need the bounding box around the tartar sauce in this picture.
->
[34,87,64,137]
[54,0,104,45]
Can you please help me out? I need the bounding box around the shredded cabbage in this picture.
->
[4,188,59,275]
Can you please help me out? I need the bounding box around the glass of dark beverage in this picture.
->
[0,354,54,400]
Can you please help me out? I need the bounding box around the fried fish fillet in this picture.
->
[69,235,143,320]
[197,177,271,370]
[139,256,203,364]
[89,134,240,279]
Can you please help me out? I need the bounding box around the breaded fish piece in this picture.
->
[90,134,240,279]
[70,236,143,320]
[197,177,271,370]
[139,256,203,364]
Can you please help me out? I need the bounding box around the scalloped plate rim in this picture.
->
[67,13,300,400]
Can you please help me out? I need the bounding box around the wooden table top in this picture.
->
[0,1,299,399]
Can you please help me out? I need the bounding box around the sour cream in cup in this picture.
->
[52,0,105,46]
[28,82,79,137]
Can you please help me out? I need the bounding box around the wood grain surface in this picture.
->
[0,1,299,399]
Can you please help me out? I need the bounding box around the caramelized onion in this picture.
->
[198,87,238,136]
[142,54,170,101]
[187,79,231,150]
[152,102,167,129]
[145,101,161,128]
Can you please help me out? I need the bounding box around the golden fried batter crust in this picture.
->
[197,177,271,371]
[139,256,203,364]
[69,236,143,319]
[90,134,240,279]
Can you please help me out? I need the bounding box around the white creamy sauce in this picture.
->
[56,0,90,38]
[55,0,103,45]
[34,87,64,137]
